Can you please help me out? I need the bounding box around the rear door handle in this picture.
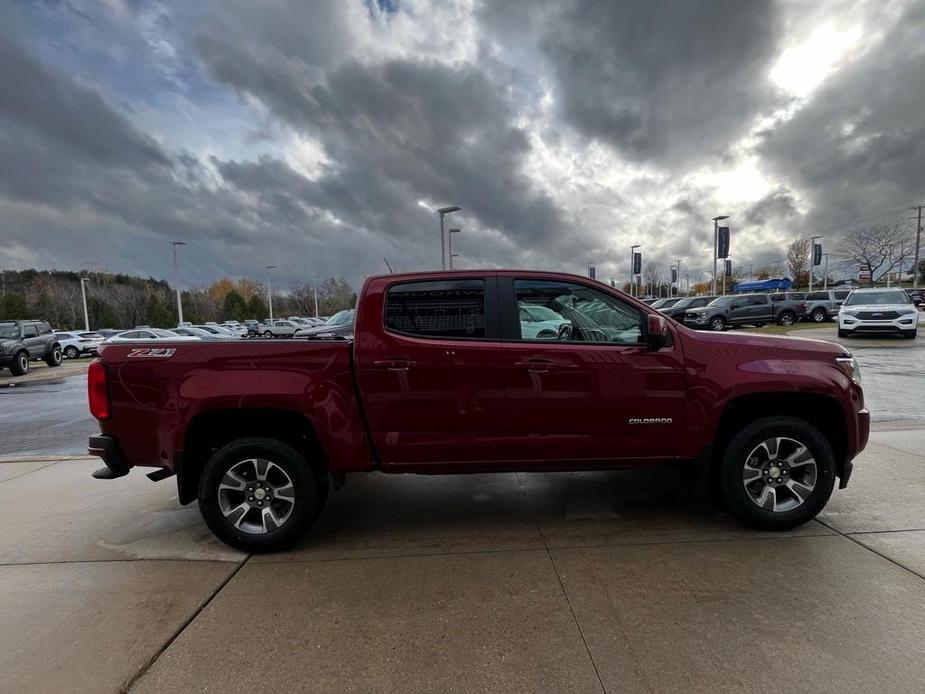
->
[372,359,415,371]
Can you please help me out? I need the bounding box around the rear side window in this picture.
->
[747,295,768,306]
[386,280,486,339]
[807,292,828,300]
[770,294,784,302]
[834,291,850,300]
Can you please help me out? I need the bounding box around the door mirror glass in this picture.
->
[646,314,669,350]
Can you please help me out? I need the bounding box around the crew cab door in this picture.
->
[354,275,509,467]
[498,276,686,463]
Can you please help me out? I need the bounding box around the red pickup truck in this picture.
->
[87,270,869,551]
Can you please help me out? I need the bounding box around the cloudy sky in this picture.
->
[1,0,923,289]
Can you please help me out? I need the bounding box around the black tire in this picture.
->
[263,330,272,338]
[64,345,80,359]
[717,416,835,531]
[9,351,29,376]
[811,308,826,322]
[903,329,917,339]
[753,323,766,328]
[777,311,796,327]
[198,437,325,552]
[838,329,851,338]
[709,316,726,332]
[44,345,62,367]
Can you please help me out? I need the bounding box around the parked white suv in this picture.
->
[54,331,104,359]
[838,288,918,339]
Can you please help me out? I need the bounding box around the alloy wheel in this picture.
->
[217,458,296,534]
[742,437,817,512]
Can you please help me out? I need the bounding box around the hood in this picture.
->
[681,327,849,357]
[841,303,914,311]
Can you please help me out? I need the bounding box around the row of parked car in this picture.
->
[0,312,358,377]
[646,287,921,338]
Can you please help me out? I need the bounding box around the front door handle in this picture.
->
[372,359,415,372]
[515,359,575,372]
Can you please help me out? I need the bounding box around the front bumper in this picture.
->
[839,313,917,333]
[88,435,132,479]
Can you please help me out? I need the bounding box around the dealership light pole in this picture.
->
[911,206,923,290]
[448,228,461,269]
[170,241,187,325]
[630,244,640,297]
[80,277,90,332]
[437,206,461,270]
[822,253,829,290]
[313,275,320,318]
[266,265,276,323]
[808,235,822,292]
[711,216,729,296]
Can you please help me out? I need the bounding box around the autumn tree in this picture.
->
[787,238,810,287]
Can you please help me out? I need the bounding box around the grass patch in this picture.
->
[741,322,835,335]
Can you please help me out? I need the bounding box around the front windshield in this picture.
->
[152,329,178,337]
[650,298,680,309]
[845,290,910,306]
[0,326,19,339]
[707,296,732,306]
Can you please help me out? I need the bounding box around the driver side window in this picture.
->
[513,279,644,345]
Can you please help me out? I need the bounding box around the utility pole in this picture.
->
[80,277,90,332]
[675,259,681,296]
[448,228,461,269]
[436,206,461,270]
[912,206,923,290]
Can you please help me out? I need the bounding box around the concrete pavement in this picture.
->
[2,430,925,693]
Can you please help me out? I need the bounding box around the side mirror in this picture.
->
[646,314,669,350]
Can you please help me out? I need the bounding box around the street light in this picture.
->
[80,278,90,332]
[170,241,187,325]
[822,253,829,290]
[630,244,640,297]
[437,205,461,270]
[448,228,462,270]
[266,265,276,323]
[712,216,729,296]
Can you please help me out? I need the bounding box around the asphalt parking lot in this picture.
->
[1,328,924,692]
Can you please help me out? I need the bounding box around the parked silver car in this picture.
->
[802,289,851,323]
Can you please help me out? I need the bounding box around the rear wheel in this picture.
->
[777,311,796,327]
[9,351,29,376]
[263,330,272,338]
[44,345,62,367]
[198,437,326,552]
[64,346,80,359]
[811,307,827,322]
[710,316,726,332]
[717,416,835,530]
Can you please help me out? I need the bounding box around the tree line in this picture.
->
[0,269,357,330]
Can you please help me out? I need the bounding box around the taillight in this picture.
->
[88,359,110,420]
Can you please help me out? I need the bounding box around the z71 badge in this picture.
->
[126,348,176,358]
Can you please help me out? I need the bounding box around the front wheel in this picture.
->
[9,351,29,376]
[263,330,272,338]
[64,345,80,359]
[198,437,326,552]
[903,329,917,339]
[44,346,63,367]
[718,416,835,530]
[710,316,726,332]
[777,312,795,327]
[838,329,851,338]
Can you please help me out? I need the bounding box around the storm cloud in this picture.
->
[0,0,921,287]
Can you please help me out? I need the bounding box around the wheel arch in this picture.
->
[178,408,327,505]
[711,392,848,483]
